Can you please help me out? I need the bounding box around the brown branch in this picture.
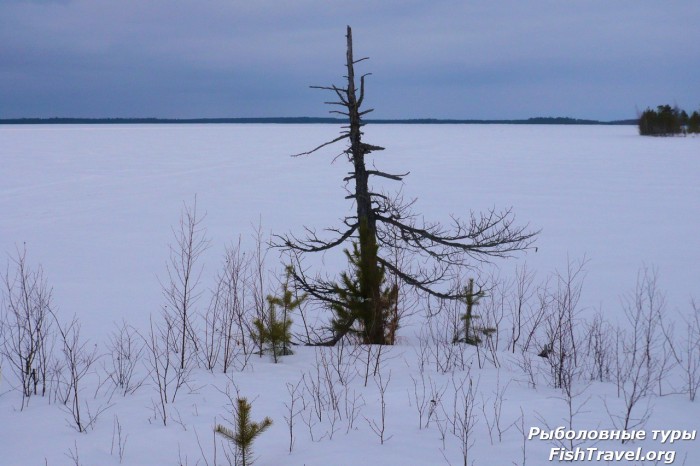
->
[311,85,349,106]
[367,170,408,181]
[310,85,347,95]
[275,223,358,253]
[292,133,349,157]
[375,211,536,258]
[377,256,461,301]
[358,74,368,108]
[360,143,385,154]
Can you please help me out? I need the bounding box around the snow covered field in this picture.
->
[1,123,699,465]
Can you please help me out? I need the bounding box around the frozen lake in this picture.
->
[1,123,698,336]
[2,123,700,466]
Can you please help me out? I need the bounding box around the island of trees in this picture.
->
[638,105,700,136]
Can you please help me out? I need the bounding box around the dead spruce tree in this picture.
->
[277,26,536,345]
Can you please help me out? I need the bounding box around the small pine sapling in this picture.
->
[453,278,492,345]
[331,240,398,344]
[216,397,272,466]
[251,279,304,362]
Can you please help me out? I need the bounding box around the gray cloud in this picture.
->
[1,0,699,119]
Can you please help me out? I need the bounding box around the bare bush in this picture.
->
[536,382,592,453]
[445,374,479,466]
[365,370,392,445]
[283,379,303,452]
[512,344,549,390]
[540,259,586,391]
[507,265,538,353]
[249,222,270,357]
[421,300,474,374]
[202,288,223,371]
[327,341,360,387]
[65,440,83,466]
[53,313,105,432]
[584,311,614,382]
[110,414,128,463]
[408,370,447,429]
[382,229,423,345]
[162,197,209,371]
[607,267,665,441]
[360,343,395,387]
[513,408,528,466]
[203,239,252,373]
[143,316,191,426]
[296,347,366,442]
[479,271,508,354]
[521,278,551,356]
[0,246,55,408]
[680,301,700,401]
[481,373,513,444]
[104,320,145,397]
[303,349,344,440]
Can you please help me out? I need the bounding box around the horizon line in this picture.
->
[0,116,637,125]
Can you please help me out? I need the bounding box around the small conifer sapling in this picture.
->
[331,239,398,344]
[454,278,492,345]
[252,279,304,362]
[215,397,272,466]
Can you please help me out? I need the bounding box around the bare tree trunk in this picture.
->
[344,27,385,344]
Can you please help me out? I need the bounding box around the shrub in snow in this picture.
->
[1,246,55,409]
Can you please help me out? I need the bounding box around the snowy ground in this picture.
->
[0,124,699,465]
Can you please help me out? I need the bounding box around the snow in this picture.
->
[1,123,699,465]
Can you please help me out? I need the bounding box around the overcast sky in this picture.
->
[2,1,699,120]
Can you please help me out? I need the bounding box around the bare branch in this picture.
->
[274,223,358,254]
[360,142,384,154]
[291,133,349,158]
[376,207,537,261]
[377,256,458,300]
[367,170,408,181]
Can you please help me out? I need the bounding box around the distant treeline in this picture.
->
[0,116,637,125]
[639,105,700,136]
